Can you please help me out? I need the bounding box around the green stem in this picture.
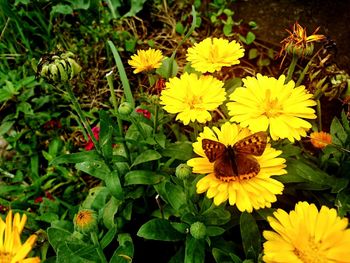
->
[153,103,159,135]
[91,232,108,263]
[286,54,298,83]
[65,84,102,154]
[296,49,323,86]
[316,99,322,131]
[106,71,131,162]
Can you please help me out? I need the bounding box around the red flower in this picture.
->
[85,126,100,151]
[34,196,43,204]
[136,108,151,119]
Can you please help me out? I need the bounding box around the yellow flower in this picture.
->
[227,74,317,142]
[160,73,226,125]
[186,37,244,73]
[263,201,350,263]
[187,122,286,212]
[0,210,40,263]
[310,131,332,149]
[128,48,164,74]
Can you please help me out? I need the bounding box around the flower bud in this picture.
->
[190,221,206,239]
[118,102,134,115]
[74,209,98,234]
[36,52,81,84]
[175,164,192,180]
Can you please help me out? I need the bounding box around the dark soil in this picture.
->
[233,0,350,72]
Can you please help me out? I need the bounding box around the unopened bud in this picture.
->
[175,164,192,180]
[190,221,206,239]
[118,102,133,115]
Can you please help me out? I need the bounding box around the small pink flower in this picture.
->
[34,196,43,204]
[136,109,151,119]
[85,126,100,151]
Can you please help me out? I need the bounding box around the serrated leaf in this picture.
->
[124,170,164,185]
[131,149,162,167]
[137,218,185,241]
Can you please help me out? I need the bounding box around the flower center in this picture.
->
[294,237,327,263]
[0,252,12,263]
[186,95,203,110]
[263,89,283,117]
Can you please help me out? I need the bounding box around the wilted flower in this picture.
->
[128,48,164,74]
[279,22,325,60]
[263,201,350,262]
[160,73,226,125]
[186,37,244,73]
[227,74,317,142]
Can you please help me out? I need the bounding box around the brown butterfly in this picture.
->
[202,132,268,181]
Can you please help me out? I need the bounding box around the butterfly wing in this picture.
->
[235,153,260,177]
[202,139,227,163]
[234,131,267,156]
[213,150,237,179]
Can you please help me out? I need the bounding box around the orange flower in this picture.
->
[310,131,332,149]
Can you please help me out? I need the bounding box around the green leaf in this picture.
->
[240,212,261,261]
[330,116,348,145]
[105,170,124,200]
[137,218,185,241]
[100,226,117,249]
[50,4,73,16]
[184,236,205,263]
[248,48,258,59]
[285,159,345,192]
[51,151,101,165]
[206,226,225,237]
[131,149,162,167]
[176,22,185,34]
[156,57,178,79]
[336,190,350,217]
[47,227,72,251]
[212,248,242,263]
[0,121,14,136]
[99,110,113,161]
[122,0,147,17]
[110,234,134,263]
[245,31,256,44]
[201,206,231,226]
[165,182,187,212]
[81,186,110,210]
[161,142,193,161]
[103,196,122,229]
[75,160,110,180]
[124,170,164,185]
